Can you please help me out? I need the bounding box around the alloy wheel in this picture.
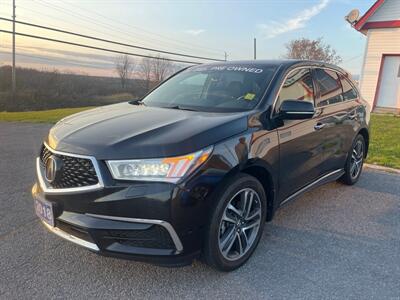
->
[350,139,364,179]
[218,188,262,261]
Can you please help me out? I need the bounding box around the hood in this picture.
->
[47,102,249,159]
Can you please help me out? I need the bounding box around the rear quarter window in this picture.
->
[339,73,358,101]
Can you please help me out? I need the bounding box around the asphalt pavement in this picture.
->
[0,122,399,299]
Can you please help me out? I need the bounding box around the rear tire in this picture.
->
[340,134,365,185]
[203,173,267,272]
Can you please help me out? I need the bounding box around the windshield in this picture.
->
[142,64,278,112]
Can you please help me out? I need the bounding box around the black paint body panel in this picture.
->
[32,60,370,266]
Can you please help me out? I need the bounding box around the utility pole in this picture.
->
[12,0,16,99]
[253,38,256,60]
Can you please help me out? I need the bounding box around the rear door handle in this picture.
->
[314,123,326,130]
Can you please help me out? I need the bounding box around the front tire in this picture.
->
[203,173,267,271]
[340,134,365,185]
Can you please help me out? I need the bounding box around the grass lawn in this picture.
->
[1,108,399,169]
[0,107,93,123]
[367,114,400,169]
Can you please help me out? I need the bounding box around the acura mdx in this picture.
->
[32,60,370,271]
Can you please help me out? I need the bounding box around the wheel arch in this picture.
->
[205,154,278,222]
[357,127,369,158]
[241,165,276,221]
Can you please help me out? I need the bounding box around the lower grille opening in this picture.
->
[56,221,94,243]
[98,225,175,250]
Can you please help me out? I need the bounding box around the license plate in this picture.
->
[34,197,54,227]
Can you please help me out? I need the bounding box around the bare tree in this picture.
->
[138,54,176,92]
[115,54,135,89]
[151,54,174,83]
[284,38,342,64]
[139,57,153,92]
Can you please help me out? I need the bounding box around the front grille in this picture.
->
[99,225,176,250]
[39,144,99,189]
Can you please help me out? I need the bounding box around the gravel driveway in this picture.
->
[1,122,399,299]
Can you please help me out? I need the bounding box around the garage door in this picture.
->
[376,55,400,109]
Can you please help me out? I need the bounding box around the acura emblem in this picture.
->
[45,155,62,183]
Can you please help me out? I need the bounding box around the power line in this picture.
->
[11,1,229,59]
[32,0,193,53]
[0,17,225,62]
[342,54,363,63]
[55,0,225,55]
[11,6,209,58]
[2,43,116,64]
[2,5,171,52]
[0,48,114,70]
[0,29,204,65]
[32,0,224,57]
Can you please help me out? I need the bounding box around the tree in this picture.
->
[138,54,176,92]
[151,54,173,83]
[284,38,342,64]
[139,57,153,92]
[115,54,135,89]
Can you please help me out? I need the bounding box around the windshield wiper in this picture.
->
[129,99,145,106]
[163,105,198,112]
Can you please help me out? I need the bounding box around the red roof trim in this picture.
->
[354,0,385,31]
[362,20,400,30]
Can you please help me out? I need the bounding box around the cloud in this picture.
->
[184,29,205,36]
[258,0,330,39]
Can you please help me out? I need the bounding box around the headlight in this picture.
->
[106,146,213,182]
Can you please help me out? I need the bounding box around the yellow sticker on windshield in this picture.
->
[244,93,256,101]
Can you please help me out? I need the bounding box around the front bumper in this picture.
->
[32,142,227,266]
[41,220,99,251]
[32,181,206,266]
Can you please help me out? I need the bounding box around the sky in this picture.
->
[0,0,374,77]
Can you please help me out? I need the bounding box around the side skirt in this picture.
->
[279,169,344,208]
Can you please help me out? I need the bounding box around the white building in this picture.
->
[352,0,400,113]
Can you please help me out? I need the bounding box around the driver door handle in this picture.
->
[314,123,326,131]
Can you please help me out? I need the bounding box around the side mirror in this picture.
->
[279,100,315,120]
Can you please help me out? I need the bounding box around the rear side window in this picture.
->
[339,74,358,101]
[276,68,314,110]
[314,69,343,107]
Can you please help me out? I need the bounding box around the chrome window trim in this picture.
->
[270,66,315,118]
[37,142,104,195]
[86,213,184,254]
[317,66,360,99]
[285,111,314,114]
[41,221,100,251]
[271,66,360,118]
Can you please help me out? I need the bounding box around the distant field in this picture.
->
[0,107,93,123]
[1,109,399,169]
[0,66,147,111]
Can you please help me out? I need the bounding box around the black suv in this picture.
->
[33,60,370,271]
